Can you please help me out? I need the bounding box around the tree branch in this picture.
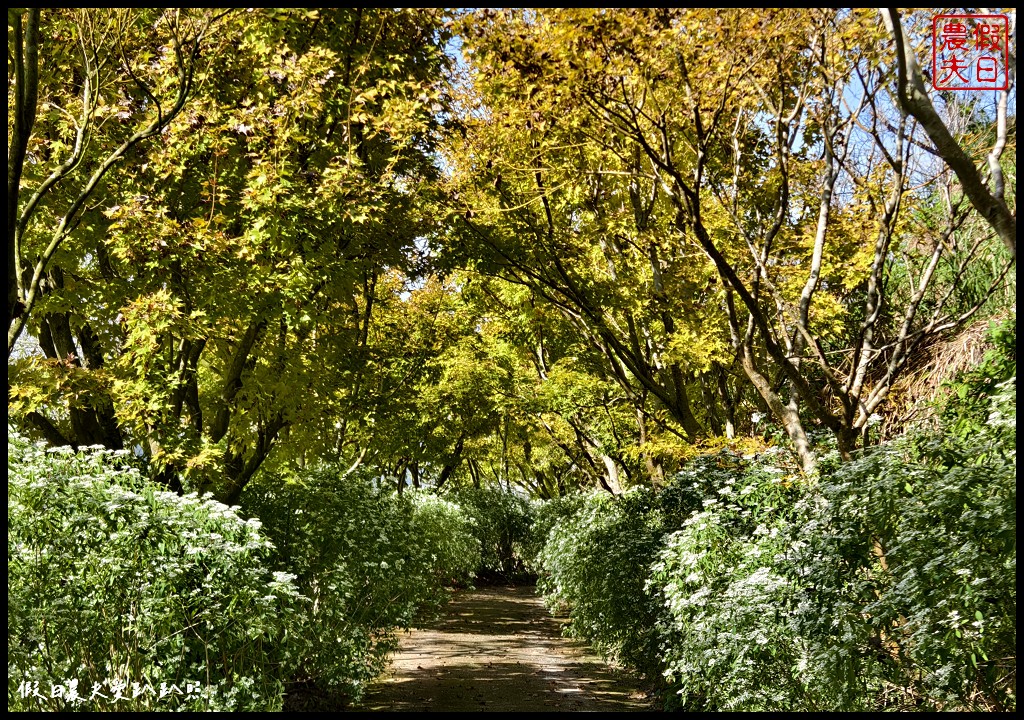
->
[881,8,1016,259]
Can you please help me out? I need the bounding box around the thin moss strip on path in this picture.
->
[357,585,653,712]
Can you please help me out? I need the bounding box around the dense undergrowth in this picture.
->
[7,453,496,710]
[533,319,1016,711]
[8,439,304,711]
[240,470,482,704]
[8,323,1014,711]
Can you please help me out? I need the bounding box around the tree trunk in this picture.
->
[600,454,623,495]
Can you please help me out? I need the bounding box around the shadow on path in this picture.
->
[357,585,653,712]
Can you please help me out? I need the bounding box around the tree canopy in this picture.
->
[7,7,1017,713]
[8,7,1016,498]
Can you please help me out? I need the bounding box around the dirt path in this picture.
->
[356,585,654,712]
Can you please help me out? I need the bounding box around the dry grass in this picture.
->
[882,309,1014,439]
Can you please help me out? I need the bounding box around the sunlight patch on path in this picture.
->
[357,585,653,712]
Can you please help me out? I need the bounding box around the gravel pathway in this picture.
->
[356,585,654,712]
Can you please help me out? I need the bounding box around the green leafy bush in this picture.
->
[652,321,1016,710]
[409,492,482,588]
[8,433,303,712]
[940,314,1016,435]
[525,492,586,572]
[446,485,536,580]
[796,375,1016,710]
[652,449,815,710]
[537,488,667,678]
[537,351,1015,712]
[242,470,478,701]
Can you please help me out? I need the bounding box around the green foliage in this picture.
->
[537,488,667,678]
[652,450,813,711]
[8,8,1017,713]
[795,337,1016,710]
[536,350,1016,711]
[524,492,587,571]
[940,314,1016,436]
[447,485,536,581]
[241,470,478,701]
[409,492,483,588]
[532,455,796,690]
[9,8,455,503]
[7,432,303,712]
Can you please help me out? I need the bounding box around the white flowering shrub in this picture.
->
[534,323,1015,711]
[7,432,304,712]
[795,375,1016,711]
[537,487,668,678]
[651,450,817,710]
[658,328,1015,711]
[242,470,478,703]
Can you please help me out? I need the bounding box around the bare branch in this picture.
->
[881,8,1016,259]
